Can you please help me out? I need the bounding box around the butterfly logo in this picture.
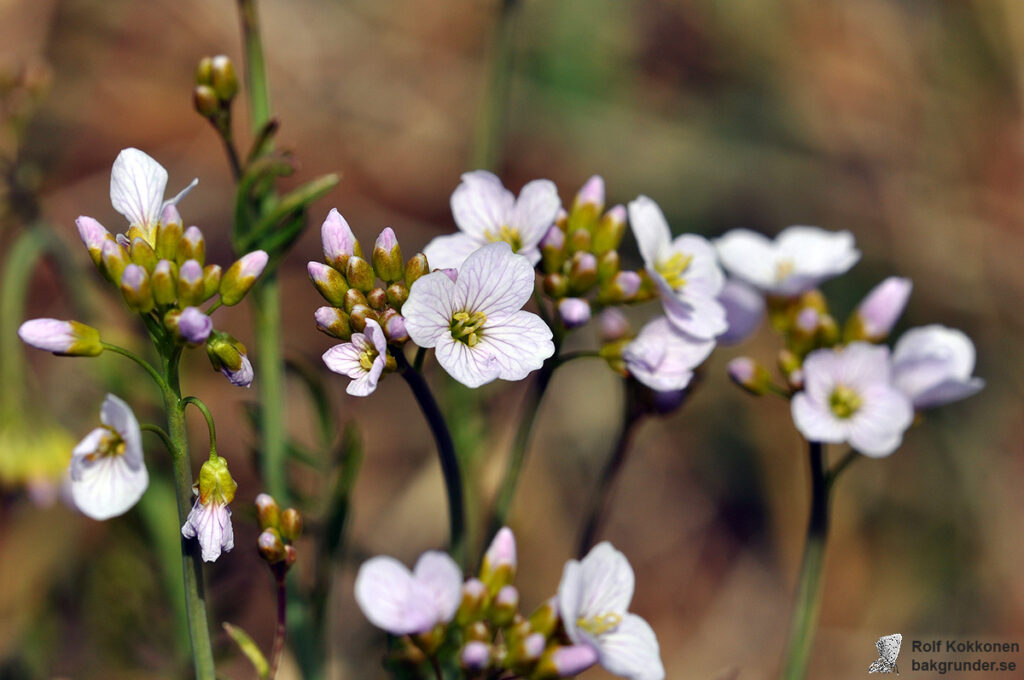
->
[868,633,902,674]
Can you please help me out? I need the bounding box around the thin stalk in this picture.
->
[102,342,167,391]
[779,441,829,680]
[141,423,175,453]
[0,228,48,414]
[253,281,288,501]
[183,396,218,457]
[270,568,287,680]
[162,349,216,679]
[238,0,271,134]
[396,351,466,566]
[575,385,645,557]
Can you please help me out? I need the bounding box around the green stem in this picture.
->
[102,342,167,391]
[162,349,216,678]
[238,0,271,135]
[779,441,830,680]
[141,423,175,453]
[395,351,466,567]
[253,279,288,502]
[0,228,49,417]
[471,0,521,171]
[183,396,218,457]
[826,449,858,490]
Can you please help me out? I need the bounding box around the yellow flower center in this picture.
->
[451,311,487,347]
[656,251,693,290]
[829,385,862,419]
[577,612,622,636]
[86,426,126,462]
[485,225,523,251]
[359,347,379,372]
[775,258,795,282]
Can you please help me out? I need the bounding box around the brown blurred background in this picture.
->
[1,0,1022,678]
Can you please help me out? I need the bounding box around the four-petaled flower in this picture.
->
[792,342,913,457]
[69,394,148,520]
[423,170,561,270]
[355,550,463,635]
[715,225,860,297]
[628,196,727,339]
[623,317,715,392]
[404,242,554,388]
[558,542,665,680]
[105,147,198,245]
[322,319,389,396]
[891,325,984,409]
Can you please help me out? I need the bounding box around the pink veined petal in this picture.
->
[100,394,144,469]
[654,273,727,340]
[475,310,554,382]
[70,454,149,521]
[450,171,514,241]
[595,614,666,680]
[624,318,713,392]
[627,196,672,267]
[422,232,486,271]
[413,551,464,624]
[182,501,234,562]
[433,335,502,388]
[346,355,384,397]
[322,343,365,380]
[363,319,388,356]
[511,179,561,248]
[832,342,892,391]
[791,393,847,444]
[110,148,168,228]
[354,556,440,635]
[557,559,585,644]
[404,272,459,348]
[847,386,913,457]
[457,242,536,317]
[578,542,635,621]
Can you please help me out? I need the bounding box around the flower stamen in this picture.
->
[656,251,693,290]
[829,384,862,419]
[359,347,379,372]
[485,225,523,251]
[577,612,622,636]
[451,311,487,347]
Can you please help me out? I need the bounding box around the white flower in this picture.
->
[715,226,860,296]
[792,342,913,457]
[558,542,665,680]
[403,242,554,388]
[423,171,561,270]
[623,317,715,392]
[322,319,388,396]
[628,196,726,339]
[891,325,984,409]
[354,550,463,635]
[181,455,236,562]
[107,148,198,244]
[69,394,148,520]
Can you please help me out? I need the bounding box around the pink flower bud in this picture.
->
[483,527,517,571]
[461,641,490,671]
[558,297,591,329]
[383,313,408,343]
[76,216,111,265]
[552,645,599,676]
[574,175,605,210]
[795,306,820,334]
[728,357,756,385]
[161,204,182,227]
[18,318,103,356]
[321,208,358,268]
[178,306,213,344]
[598,308,631,342]
[540,225,565,250]
[855,276,912,340]
[613,270,641,298]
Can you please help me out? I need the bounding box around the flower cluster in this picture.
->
[721,229,983,457]
[355,529,664,680]
[254,493,303,571]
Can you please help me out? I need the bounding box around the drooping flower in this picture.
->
[622,317,715,392]
[717,278,765,345]
[181,455,236,562]
[354,550,463,635]
[69,394,148,520]
[557,542,665,680]
[206,331,254,388]
[423,171,561,270]
[848,277,912,342]
[891,325,984,409]
[714,226,860,297]
[18,318,104,356]
[322,319,388,396]
[105,147,198,245]
[403,242,554,388]
[628,196,726,339]
[791,342,913,457]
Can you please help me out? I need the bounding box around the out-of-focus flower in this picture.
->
[354,550,463,635]
[322,319,388,396]
[106,148,198,244]
[181,455,236,562]
[557,542,665,680]
[0,420,73,506]
[69,394,148,520]
[891,325,984,409]
[623,317,715,392]
[715,226,860,296]
[598,308,632,343]
[791,342,913,457]
[424,171,561,270]
[628,196,726,339]
[404,242,554,388]
[558,297,591,329]
[717,279,765,345]
[18,318,103,356]
[848,277,912,342]
[206,332,254,388]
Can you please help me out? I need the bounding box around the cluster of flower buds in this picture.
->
[193,55,238,125]
[539,177,642,329]
[309,210,427,390]
[255,493,302,574]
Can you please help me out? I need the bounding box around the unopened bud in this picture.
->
[178,306,213,345]
[346,255,375,292]
[593,204,627,255]
[573,175,605,216]
[279,508,302,542]
[152,259,177,306]
[460,641,491,672]
[569,252,598,293]
[597,308,631,342]
[386,282,409,309]
[567,228,591,255]
[536,645,599,678]
[480,527,517,592]
[210,55,238,102]
[258,529,285,563]
[778,349,802,389]
[76,216,112,267]
[179,226,206,265]
[513,633,546,666]
[195,56,214,86]
[527,598,559,638]
[597,250,619,282]
[540,225,566,274]
[193,85,220,118]
[120,264,154,312]
[284,544,298,568]
[130,237,157,272]
[366,287,387,311]
[203,264,222,301]
[155,216,183,261]
[404,253,429,287]
[465,620,491,643]
[847,276,912,343]
[220,250,268,305]
[101,240,129,284]
[557,298,591,329]
[308,261,348,307]
[348,304,378,332]
[255,493,281,530]
[488,585,519,627]
[177,259,205,307]
[598,270,642,303]
[343,288,368,313]
[456,578,489,625]
[543,272,569,299]
[372,227,403,283]
[18,319,103,357]
[321,208,360,271]
[314,306,352,340]
[381,310,408,343]
[727,357,773,396]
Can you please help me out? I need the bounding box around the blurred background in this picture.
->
[1,0,1022,678]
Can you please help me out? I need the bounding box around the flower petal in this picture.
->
[718,279,765,345]
[714,229,778,291]
[110,148,168,229]
[476,310,554,383]
[100,394,144,469]
[512,179,561,247]
[354,556,439,635]
[404,272,460,348]
[413,550,463,624]
[627,196,672,267]
[596,613,665,680]
[557,558,585,644]
[578,542,635,620]
[791,392,847,444]
[450,170,514,241]
[181,500,234,562]
[458,242,536,317]
[655,273,728,339]
[422,232,486,271]
[434,335,502,388]
[847,386,913,457]
[624,317,714,392]
[69,454,149,520]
